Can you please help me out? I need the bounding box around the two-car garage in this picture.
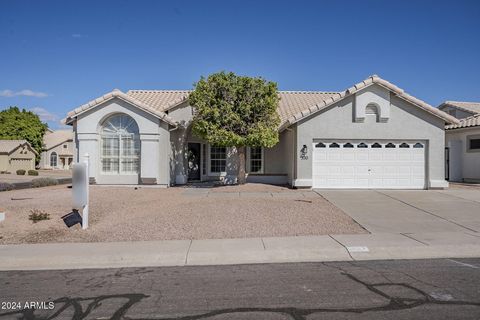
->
[312,140,426,189]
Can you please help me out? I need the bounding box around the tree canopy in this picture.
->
[189,71,280,183]
[0,106,47,159]
[189,71,280,147]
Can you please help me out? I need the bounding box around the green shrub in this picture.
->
[29,209,50,223]
[0,171,11,174]
[0,183,14,192]
[31,177,58,188]
[28,170,39,176]
[16,169,26,175]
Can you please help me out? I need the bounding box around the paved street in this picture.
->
[0,258,479,319]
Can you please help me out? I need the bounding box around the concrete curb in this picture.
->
[0,232,479,271]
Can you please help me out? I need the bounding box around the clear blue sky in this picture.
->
[1,0,479,129]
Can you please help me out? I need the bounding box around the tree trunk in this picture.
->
[237,146,246,184]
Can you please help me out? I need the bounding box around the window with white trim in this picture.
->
[100,114,140,174]
[209,146,226,173]
[247,147,263,173]
[50,152,57,167]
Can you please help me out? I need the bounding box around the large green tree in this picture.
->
[189,71,280,184]
[0,107,47,161]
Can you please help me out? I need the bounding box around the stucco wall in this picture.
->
[0,154,9,171]
[446,127,480,182]
[40,140,75,169]
[167,102,194,124]
[75,97,171,185]
[1,146,36,172]
[295,84,447,188]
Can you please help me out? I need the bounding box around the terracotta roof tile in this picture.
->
[446,113,480,129]
[64,90,177,126]
[65,75,459,130]
[439,101,480,115]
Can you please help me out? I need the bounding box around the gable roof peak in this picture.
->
[63,89,176,126]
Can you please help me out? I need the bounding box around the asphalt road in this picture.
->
[0,258,479,319]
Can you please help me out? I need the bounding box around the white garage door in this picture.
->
[312,140,426,189]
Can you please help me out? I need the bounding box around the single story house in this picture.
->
[442,102,480,183]
[0,140,37,173]
[64,75,458,189]
[40,129,74,170]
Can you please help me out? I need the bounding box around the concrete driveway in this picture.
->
[316,188,480,234]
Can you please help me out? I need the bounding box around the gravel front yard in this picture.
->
[0,184,366,244]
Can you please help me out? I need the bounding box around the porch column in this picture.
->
[174,128,188,184]
[140,134,160,185]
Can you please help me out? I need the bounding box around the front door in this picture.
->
[187,143,201,181]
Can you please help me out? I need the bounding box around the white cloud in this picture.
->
[29,107,59,122]
[0,89,48,98]
[72,33,87,38]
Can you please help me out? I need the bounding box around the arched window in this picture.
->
[50,152,57,167]
[100,114,140,174]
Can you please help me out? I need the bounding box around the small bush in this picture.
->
[0,171,11,174]
[0,183,14,192]
[16,169,26,175]
[31,177,58,188]
[29,209,50,223]
[28,170,39,176]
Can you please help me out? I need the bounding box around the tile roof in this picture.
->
[65,75,459,130]
[445,113,480,130]
[127,89,340,126]
[279,75,459,130]
[127,90,190,112]
[439,101,480,115]
[43,130,73,150]
[63,89,177,126]
[0,140,37,155]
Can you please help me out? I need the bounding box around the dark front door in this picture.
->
[187,143,201,181]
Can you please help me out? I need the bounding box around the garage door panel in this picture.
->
[355,152,369,161]
[313,140,426,189]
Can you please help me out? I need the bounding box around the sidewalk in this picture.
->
[1,231,480,270]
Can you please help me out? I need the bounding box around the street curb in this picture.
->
[1,234,480,271]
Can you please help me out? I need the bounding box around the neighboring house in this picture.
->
[0,140,37,173]
[63,75,458,189]
[445,111,480,183]
[40,129,74,170]
[438,101,480,119]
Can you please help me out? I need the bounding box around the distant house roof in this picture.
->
[43,130,73,150]
[0,140,38,155]
[65,75,459,130]
[439,101,480,115]
[446,113,480,130]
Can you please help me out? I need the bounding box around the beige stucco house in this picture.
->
[441,102,480,183]
[40,129,74,170]
[64,75,458,189]
[0,140,37,173]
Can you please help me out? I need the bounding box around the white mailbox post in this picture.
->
[73,153,90,229]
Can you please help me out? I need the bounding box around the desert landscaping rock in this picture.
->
[0,184,366,244]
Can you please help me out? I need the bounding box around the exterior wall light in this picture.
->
[300,144,308,160]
